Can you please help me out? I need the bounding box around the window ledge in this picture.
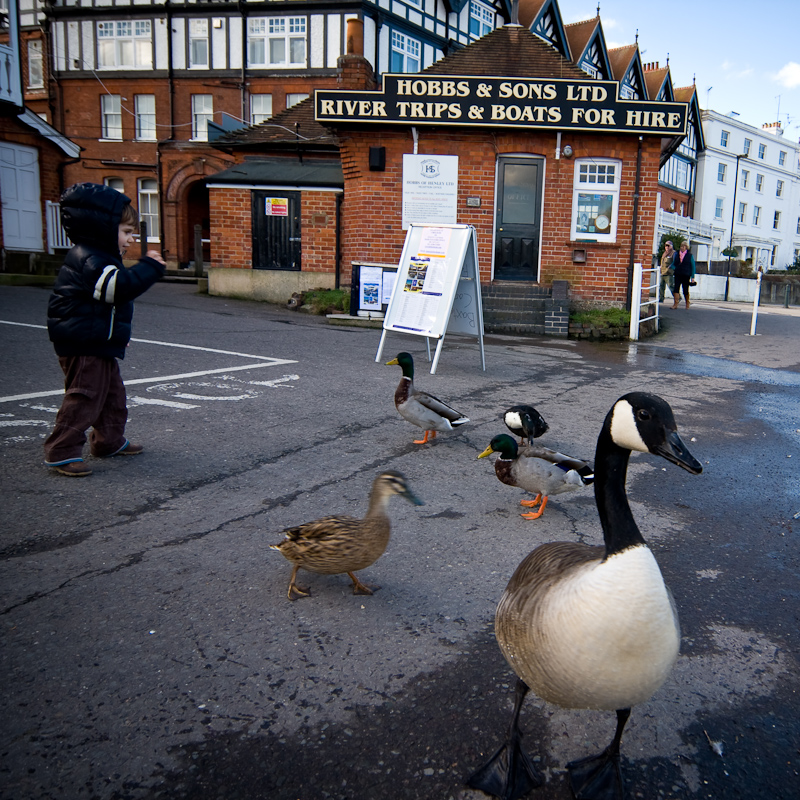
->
[567,239,620,248]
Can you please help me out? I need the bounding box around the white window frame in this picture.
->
[797,217,800,235]
[189,19,209,69]
[286,93,309,109]
[134,94,156,141]
[778,150,786,167]
[776,179,784,198]
[737,202,746,224]
[717,163,726,183]
[101,94,122,140]
[757,142,766,160]
[390,30,421,74]
[743,138,752,156]
[570,159,621,242]
[720,130,729,148]
[250,93,273,124]
[138,178,160,242]
[247,16,307,68]
[740,169,749,189]
[104,177,125,193]
[97,20,153,70]
[753,205,761,226]
[773,210,780,230]
[714,197,724,219]
[755,173,764,193]
[27,39,44,89]
[469,1,494,39]
[191,94,213,141]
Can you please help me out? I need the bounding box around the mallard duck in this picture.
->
[386,352,470,444]
[478,434,594,519]
[503,404,549,445]
[467,392,703,800]
[270,470,424,600]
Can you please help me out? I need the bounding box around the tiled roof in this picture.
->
[607,44,637,81]
[564,17,599,61]
[423,23,586,80]
[212,96,336,150]
[518,0,547,28]
[673,85,697,103]
[644,66,670,100]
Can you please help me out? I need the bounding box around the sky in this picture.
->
[561,0,800,139]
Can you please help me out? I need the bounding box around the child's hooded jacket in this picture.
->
[47,183,165,359]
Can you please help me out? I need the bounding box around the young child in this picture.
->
[43,182,166,477]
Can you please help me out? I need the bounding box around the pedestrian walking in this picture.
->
[659,240,674,302]
[671,241,696,310]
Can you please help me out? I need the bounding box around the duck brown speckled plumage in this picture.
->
[270,470,424,600]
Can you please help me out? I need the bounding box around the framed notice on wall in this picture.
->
[402,155,458,229]
[376,224,484,374]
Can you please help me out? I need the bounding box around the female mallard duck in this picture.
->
[478,434,594,519]
[503,404,549,446]
[468,393,703,800]
[270,470,424,600]
[386,352,470,444]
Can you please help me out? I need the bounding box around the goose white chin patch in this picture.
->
[610,399,648,452]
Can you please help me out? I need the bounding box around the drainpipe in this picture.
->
[335,192,342,289]
[626,136,643,312]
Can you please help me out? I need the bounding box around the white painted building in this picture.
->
[695,110,800,270]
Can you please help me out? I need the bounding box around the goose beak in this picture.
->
[653,430,703,474]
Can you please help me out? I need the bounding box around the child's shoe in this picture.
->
[46,459,92,477]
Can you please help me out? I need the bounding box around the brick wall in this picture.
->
[337,128,662,305]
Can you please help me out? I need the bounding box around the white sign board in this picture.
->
[402,155,458,230]
[376,224,484,373]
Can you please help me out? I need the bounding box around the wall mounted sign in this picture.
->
[264,198,288,216]
[316,74,688,136]
[402,154,458,229]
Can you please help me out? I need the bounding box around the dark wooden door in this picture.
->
[494,157,543,281]
[252,191,301,270]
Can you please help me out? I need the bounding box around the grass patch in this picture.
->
[303,288,350,315]
[570,307,631,327]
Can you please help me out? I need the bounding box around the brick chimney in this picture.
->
[338,18,376,90]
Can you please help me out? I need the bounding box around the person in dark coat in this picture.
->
[43,183,166,476]
[670,241,696,309]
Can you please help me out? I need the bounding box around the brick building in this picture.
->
[206,20,690,324]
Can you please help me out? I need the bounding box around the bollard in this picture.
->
[193,224,204,278]
[786,284,791,309]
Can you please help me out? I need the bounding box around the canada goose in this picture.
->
[468,392,702,800]
[478,435,594,519]
[270,471,424,600]
[386,352,470,444]
[503,404,549,445]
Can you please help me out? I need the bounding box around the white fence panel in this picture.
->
[46,201,72,253]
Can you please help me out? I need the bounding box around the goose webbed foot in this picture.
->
[467,679,543,800]
[348,572,378,595]
[566,749,623,800]
[566,707,631,800]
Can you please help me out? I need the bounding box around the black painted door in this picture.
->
[252,191,301,270]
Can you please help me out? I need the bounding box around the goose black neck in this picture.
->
[594,428,646,555]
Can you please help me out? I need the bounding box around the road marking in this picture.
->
[0,420,50,427]
[128,396,200,409]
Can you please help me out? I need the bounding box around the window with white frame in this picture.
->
[135,94,156,140]
[286,93,309,109]
[741,169,749,189]
[743,137,751,156]
[138,179,159,241]
[714,197,724,219]
[757,142,766,160]
[776,179,784,198]
[248,17,307,67]
[97,20,153,69]
[189,19,209,68]
[778,150,786,166]
[104,177,125,193]
[720,130,729,148]
[717,163,726,182]
[27,40,44,89]
[773,210,780,230]
[571,159,621,241]
[191,94,213,141]
[752,205,761,225]
[469,1,494,39]
[390,30,420,73]
[101,94,122,140]
[756,174,763,192]
[797,216,800,235]
[674,159,689,191]
[738,202,746,224]
[250,94,273,124]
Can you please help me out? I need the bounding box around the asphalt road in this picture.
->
[1,283,798,800]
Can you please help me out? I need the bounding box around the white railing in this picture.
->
[657,208,714,241]
[629,262,660,340]
[46,202,71,253]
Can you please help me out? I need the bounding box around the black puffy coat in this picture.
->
[47,183,165,359]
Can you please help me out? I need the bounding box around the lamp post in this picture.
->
[724,153,748,301]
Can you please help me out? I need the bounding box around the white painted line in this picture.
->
[0,420,50,427]
[128,396,200,409]
[0,320,44,329]
[248,374,300,387]
[0,362,298,404]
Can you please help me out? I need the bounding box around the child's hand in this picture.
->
[146,250,166,265]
